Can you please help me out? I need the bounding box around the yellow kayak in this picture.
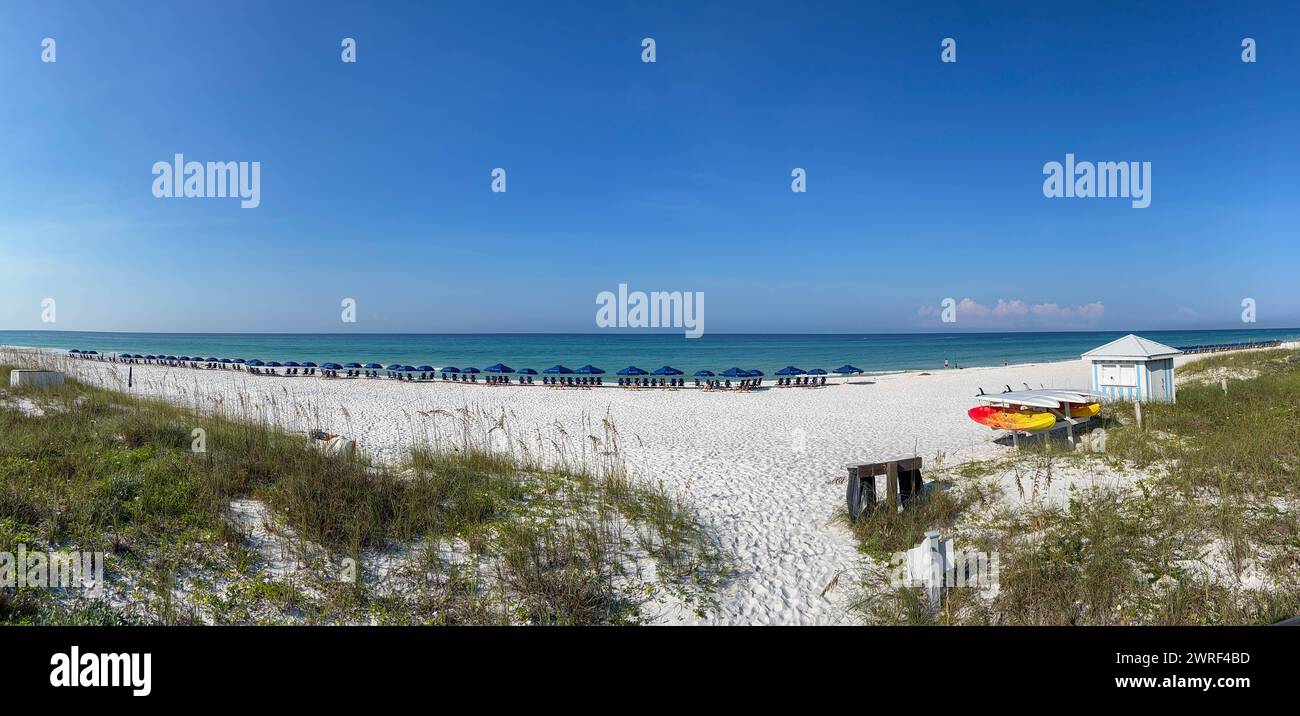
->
[968,406,1057,431]
[1068,402,1100,419]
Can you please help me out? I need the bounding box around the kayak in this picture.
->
[967,406,1057,431]
[1068,402,1101,419]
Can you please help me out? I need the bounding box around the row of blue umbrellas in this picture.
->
[70,350,866,377]
[775,364,864,376]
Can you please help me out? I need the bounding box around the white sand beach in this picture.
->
[1,346,1239,625]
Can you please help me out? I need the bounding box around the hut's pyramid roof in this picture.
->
[1082,334,1182,360]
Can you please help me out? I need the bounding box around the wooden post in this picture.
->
[885,462,899,509]
[1134,400,1143,430]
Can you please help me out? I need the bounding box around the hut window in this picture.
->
[1099,363,1137,387]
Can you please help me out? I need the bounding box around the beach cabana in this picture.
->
[1082,334,1182,402]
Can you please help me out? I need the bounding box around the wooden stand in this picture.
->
[846,456,923,521]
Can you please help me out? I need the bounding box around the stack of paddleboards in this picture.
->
[967,388,1101,432]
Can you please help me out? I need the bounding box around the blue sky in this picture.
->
[1,0,1297,333]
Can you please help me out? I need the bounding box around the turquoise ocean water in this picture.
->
[4,329,1299,375]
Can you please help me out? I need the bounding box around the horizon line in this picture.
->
[5,326,1299,337]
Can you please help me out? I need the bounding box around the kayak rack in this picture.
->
[973,388,1104,450]
[845,455,923,521]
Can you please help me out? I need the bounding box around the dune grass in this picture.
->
[850,348,1300,625]
[0,363,725,625]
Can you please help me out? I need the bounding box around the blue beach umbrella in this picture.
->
[265,361,282,367]
[485,363,515,373]
[834,364,864,374]
[321,362,343,370]
[807,368,827,375]
[178,356,191,361]
[69,349,80,354]
[652,365,683,376]
[283,361,300,367]
[617,366,648,376]
[416,365,435,372]
[576,364,605,374]
[301,362,317,367]
[344,362,362,368]
[746,369,765,376]
[719,367,746,377]
[364,363,382,369]
[517,368,538,375]
[460,367,481,374]
[400,365,417,372]
[440,366,461,373]
[246,360,264,367]
[775,366,805,376]
[543,365,573,374]
[385,364,403,371]
[693,370,715,377]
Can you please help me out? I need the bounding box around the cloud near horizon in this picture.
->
[918,298,1105,328]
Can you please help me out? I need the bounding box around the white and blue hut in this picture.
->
[1082,334,1182,402]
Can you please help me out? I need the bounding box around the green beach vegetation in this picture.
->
[848,348,1300,625]
[0,363,725,625]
